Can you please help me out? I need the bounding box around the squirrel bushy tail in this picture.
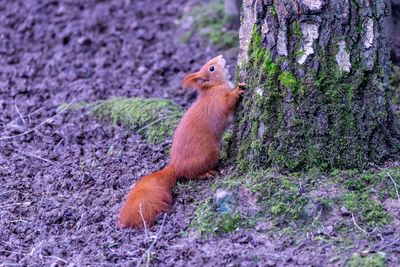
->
[118,165,176,228]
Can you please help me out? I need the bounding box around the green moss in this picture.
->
[62,97,184,144]
[226,25,288,171]
[268,5,277,16]
[190,197,247,235]
[234,64,241,84]
[330,168,341,176]
[232,170,315,225]
[179,0,238,51]
[293,21,302,38]
[267,176,310,222]
[348,253,387,267]
[262,52,277,75]
[295,49,305,58]
[218,213,245,233]
[189,165,399,239]
[57,101,92,111]
[251,26,262,48]
[190,199,219,235]
[357,21,363,34]
[278,71,298,91]
[340,167,398,229]
[220,130,233,159]
[91,97,183,144]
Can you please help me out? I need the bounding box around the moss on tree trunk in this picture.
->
[225,0,400,171]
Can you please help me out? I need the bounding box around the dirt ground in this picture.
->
[1,0,400,266]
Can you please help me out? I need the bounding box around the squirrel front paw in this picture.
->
[236,82,246,95]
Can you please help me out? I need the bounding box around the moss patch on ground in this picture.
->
[185,166,398,266]
[189,165,400,236]
[348,252,387,267]
[61,97,184,144]
[179,0,238,51]
[190,198,247,235]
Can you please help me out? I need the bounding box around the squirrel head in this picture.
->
[182,55,228,90]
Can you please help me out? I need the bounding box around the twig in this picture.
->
[0,249,67,264]
[75,211,87,230]
[27,107,44,124]
[4,123,25,133]
[351,213,368,234]
[30,240,45,256]
[136,213,167,267]
[53,138,64,151]
[0,190,78,210]
[22,152,57,165]
[135,116,171,135]
[14,102,26,125]
[9,219,29,223]
[0,190,18,196]
[386,172,400,204]
[46,255,68,264]
[362,162,400,202]
[0,99,75,141]
[368,188,388,197]
[379,237,400,251]
[0,202,32,208]
[0,249,26,255]
[5,106,43,127]
[139,203,149,239]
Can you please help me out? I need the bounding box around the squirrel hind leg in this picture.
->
[195,170,217,179]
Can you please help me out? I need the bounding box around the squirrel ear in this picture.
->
[182,72,205,89]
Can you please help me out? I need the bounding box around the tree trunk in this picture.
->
[225,0,400,171]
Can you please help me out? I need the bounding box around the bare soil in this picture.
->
[0,0,399,266]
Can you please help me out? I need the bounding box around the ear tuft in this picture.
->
[182,72,204,89]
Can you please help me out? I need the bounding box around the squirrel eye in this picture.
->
[209,66,215,72]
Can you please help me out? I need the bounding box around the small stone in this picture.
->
[266,260,276,267]
[301,202,318,220]
[255,87,263,96]
[215,189,236,213]
[340,206,350,216]
[255,221,272,231]
[137,65,146,74]
[325,225,334,235]
[237,235,251,244]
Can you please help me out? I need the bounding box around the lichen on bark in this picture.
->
[225,0,400,172]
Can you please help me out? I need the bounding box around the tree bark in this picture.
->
[225,0,400,171]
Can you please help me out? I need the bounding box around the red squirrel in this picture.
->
[118,55,246,228]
